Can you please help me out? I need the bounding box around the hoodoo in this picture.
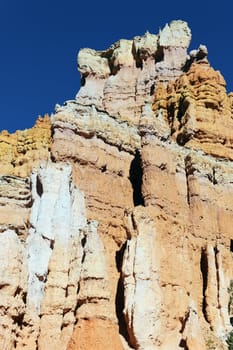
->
[0,20,233,349]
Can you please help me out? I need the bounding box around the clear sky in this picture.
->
[0,0,232,132]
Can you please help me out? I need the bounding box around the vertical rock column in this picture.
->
[67,221,125,350]
[22,162,87,350]
[203,244,231,336]
[122,207,161,349]
[0,230,26,350]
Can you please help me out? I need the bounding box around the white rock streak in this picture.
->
[26,162,87,316]
[122,208,161,349]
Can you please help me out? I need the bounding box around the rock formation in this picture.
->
[0,20,233,349]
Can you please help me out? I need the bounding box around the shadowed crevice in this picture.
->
[179,339,188,349]
[36,175,43,197]
[115,242,130,343]
[200,248,208,322]
[129,150,144,206]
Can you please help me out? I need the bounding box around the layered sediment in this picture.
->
[0,20,233,350]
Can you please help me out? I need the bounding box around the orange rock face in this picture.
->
[67,319,124,350]
[152,57,233,159]
[0,20,233,350]
[0,114,51,177]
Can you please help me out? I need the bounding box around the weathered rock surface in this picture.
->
[122,207,161,349]
[0,19,233,350]
[0,115,51,177]
[0,175,31,238]
[68,19,191,127]
[0,162,121,350]
[152,55,233,159]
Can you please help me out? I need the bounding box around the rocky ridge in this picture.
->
[0,20,233,350]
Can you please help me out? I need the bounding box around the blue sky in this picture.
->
[0,0,232,132]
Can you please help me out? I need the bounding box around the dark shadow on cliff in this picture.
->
[129,150,144,206]
[200,248,208,321]
[115,242,129,342]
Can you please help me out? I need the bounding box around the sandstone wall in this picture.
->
[0,20,233,350]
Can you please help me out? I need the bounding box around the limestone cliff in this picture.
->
[0,20,233,350]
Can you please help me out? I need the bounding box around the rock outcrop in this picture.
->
[0,115,51,177]
[0,20,233,350]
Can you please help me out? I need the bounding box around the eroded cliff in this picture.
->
[0,20,233,350]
